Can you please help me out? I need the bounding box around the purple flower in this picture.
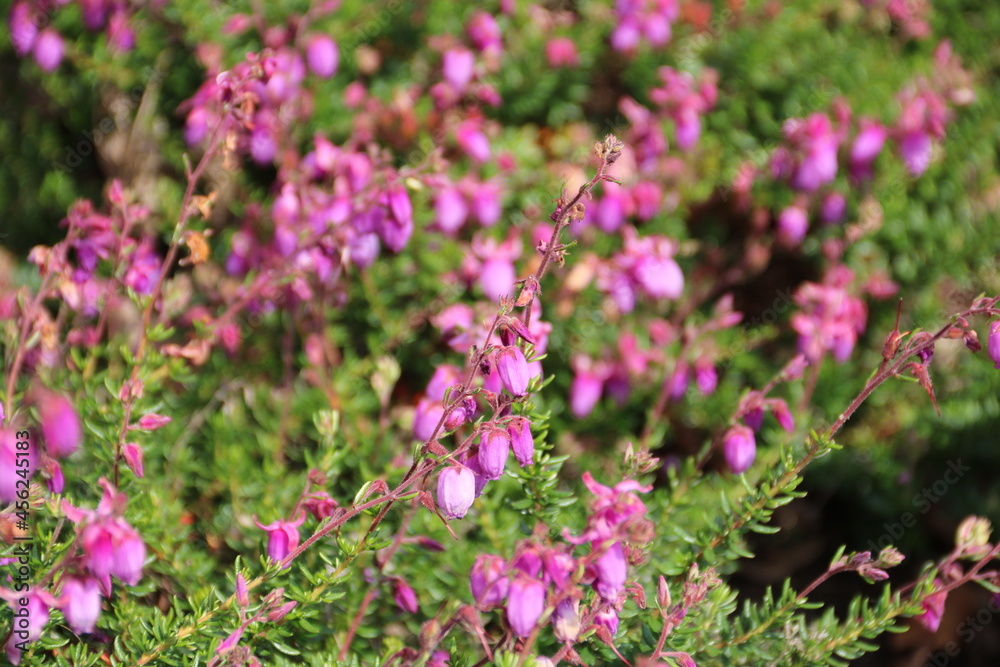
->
[777,204,809,246]
[507,417,534,467]
[821,192,847,224]
[694,359,718,395]
[253,513,305,566]
[378,188,414,254]
[60,577,103,634]
[42,457,63,494]
[899,130,932,176]
[39,392,82,458]
[443,48,475,90]
[496,346,529,396]
[123,240,163,295]
[723,424,756,474]
[989,321,1000,369]
[506,576,546,638]
[306,35,339,78]
[593,607,620,636]
[478,428,510,481]
[32,29,64,72]
[470,554,509,610]
[850,121,887,180]
[392,578,419,614]
[593,542,627,601]
[437,466,476,519]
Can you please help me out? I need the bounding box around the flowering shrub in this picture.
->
[2,1,1000,665]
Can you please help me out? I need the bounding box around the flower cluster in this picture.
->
[8,0,140,71]
[467,472,653,646]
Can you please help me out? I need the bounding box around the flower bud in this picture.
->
[470,554,509,610]
[657,575,671,609]
[236,573,249,607]
[506,576,546,638]
[723,424,756,474]
[956,516,992,557]
[136,414,172,431]
[478,428,510,480]
[496,346,530,396]
[393,577,419,613]
[437,466,475,519]
[42,457,63,494]
[507,417,534,467]
[123,442,144,478]
[768,399,795,433]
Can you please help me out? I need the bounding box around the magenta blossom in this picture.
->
[305,34,338,78]
[62,479,146,585]
[59,577,103,634]
[723,424,756,474]
[253,512,305,567]
[39,392,82,458]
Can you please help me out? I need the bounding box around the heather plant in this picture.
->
[2,1,1000,666]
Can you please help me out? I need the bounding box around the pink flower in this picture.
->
[414,398,445,442]
[507,417,534,467]
[253,513,305,566]
[63,480,146,585]
[32,28,64,72]
[478,428,511,480]
[306,35,338,78]
[496,346,529,396]
[435,186,469,234]
[9,3,38,56]
[545,37,579,67]
[506,576,546,638]
[442,48,475,90]
[777,205,809,246]
[593,542,627,600]
[39,392,82,458]
[456,120,490,163]
[917,581,947,632]
[437,466,476,519]
[480,258,516,302]
[60,577,103,634]
[569,358,607,418]
[470,554,509,610]
[723,425,756,474]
